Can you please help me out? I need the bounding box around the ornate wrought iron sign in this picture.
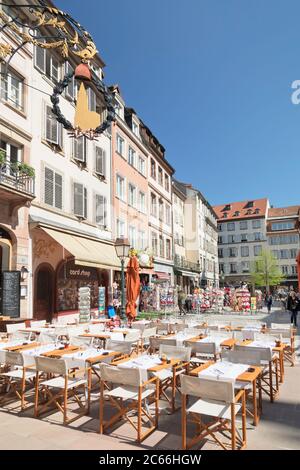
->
[0,1,115,139]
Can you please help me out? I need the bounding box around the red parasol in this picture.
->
[126,256,140,322]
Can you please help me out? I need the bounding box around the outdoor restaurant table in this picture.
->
[3,341,41,352]
[156,332,200,346]
[239,339,286,384]
[190,361,262,426]
[188,334,237,352]
[112,354,182,412]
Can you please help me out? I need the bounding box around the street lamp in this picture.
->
[115,237,131,319]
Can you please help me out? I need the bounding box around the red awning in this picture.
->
[153,272,170,280]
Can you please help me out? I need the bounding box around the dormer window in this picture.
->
[244,201,254,209]
[222,212,228,218]
[233,211,240,217]
[132,120,139,136]
[114,101,122,116]
[254,208,260,214]
[222,204,231,212]
[246,209,252,215]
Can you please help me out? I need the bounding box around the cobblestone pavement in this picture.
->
[0,309,299,450]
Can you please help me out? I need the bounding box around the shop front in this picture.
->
[32,225,120,322]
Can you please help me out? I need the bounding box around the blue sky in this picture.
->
[57,0,300,207]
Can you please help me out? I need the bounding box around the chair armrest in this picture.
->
[173,361,189,371]
[141,376,159,388]
[234,389,245,403]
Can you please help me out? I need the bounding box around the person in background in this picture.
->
[287,291,299,327]
[266,292,273,313]
[178,289,186,315]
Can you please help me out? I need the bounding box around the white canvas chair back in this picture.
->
[11,330,32,342]
[186,341,216,356]
[233,331,244,341]
[35,355,68,375]
[30,320,46,328]
[234,345,272,363]
[6,323,26,334]
[207,325,220,331]
[88,324,105,334]
[271,323,291,330]
[149,336,161,352]
[181,374,235,403]
[5,351,24,367]
[105,339,132,355]
[159,344,191,362]
[156,324,169,334]
[54,326,69,337]
[69,335,92,348]
[221,348,261,365]
[67,325,86,336]
[209,330,232,339]
[124,330,140,343]
[268,329,291,339]
[255,333,280,343]
[242,330,256,341]
[184,328,201,336]
[133,323,146,333]
[156,337,177,347]
[39,332,58,344]
[173,323,188,332]
[141,327,157,340]
[0,350,7,364]
[100,363,142,386]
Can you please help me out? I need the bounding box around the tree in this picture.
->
[250,248,284,292]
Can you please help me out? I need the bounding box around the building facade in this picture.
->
[180,184,219,288]
[0,3,35,318]
[214,199,269,286]
[267,206,300,288]
[172,180,201,292]
[110,87,152,285]
[140,123,175,284]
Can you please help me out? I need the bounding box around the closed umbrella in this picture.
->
[126,256,140,322]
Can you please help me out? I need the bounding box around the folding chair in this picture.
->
[6,323,26,335]
[69,335,93,349]
[0,351,36,410]
[124,330,141,354]
[30,320,47,328]
[156,323,169,335]
[151,344,191,413]
[39,331,59,344]
[10,330,33,342]
[185,341,218,368]
[140,327,157,352]
[221,349,262,425]
[181,375,246,450]
[85,338,131,402]
[169,323,187,333]
[234,345,279,402]
[99,363,159,443]
[34,355,88,424]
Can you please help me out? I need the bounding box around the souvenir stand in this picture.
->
[235,287,251,313]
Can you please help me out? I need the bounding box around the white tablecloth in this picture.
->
[198,361,249,381]
[63,348,114,368]
[118,354,162,381]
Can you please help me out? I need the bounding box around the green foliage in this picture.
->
[0,149,6,165]
[250,248,284,289]
[17,163,35,177]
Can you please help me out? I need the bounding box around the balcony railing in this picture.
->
[0,160,35,196]
[174,255,201,272]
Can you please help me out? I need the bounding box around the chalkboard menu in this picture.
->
[1,271,21,318]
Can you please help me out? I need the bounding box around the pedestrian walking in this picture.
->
[177,289,186,315]
[266,292,273,313]
[287,291,299,327]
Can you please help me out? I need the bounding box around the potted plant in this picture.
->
[0,149,6,166]
[17,163,35,177]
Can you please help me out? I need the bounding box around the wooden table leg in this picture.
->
[252,377,258,426]
[269,362,273,403]
[279,351,284,383]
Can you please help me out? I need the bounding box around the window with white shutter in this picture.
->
[74,183,87,218]
[73,137,86,163]
[35,45,45,72]
[95,146,106,177]
[95,194,107,226]
[87,87,96,112]
[45,104,63,148]
[44,167,63,209]
[65,62,74,99]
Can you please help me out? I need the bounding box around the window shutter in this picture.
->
[74,137,85,162]
[95,195,107,226]
[35,45,45,72]
[51,56,59,83]
[74,182,84,217]
[88,87,96,112]
[95,147,105,176]
[44,167,54,206]
[55,172,63,209]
